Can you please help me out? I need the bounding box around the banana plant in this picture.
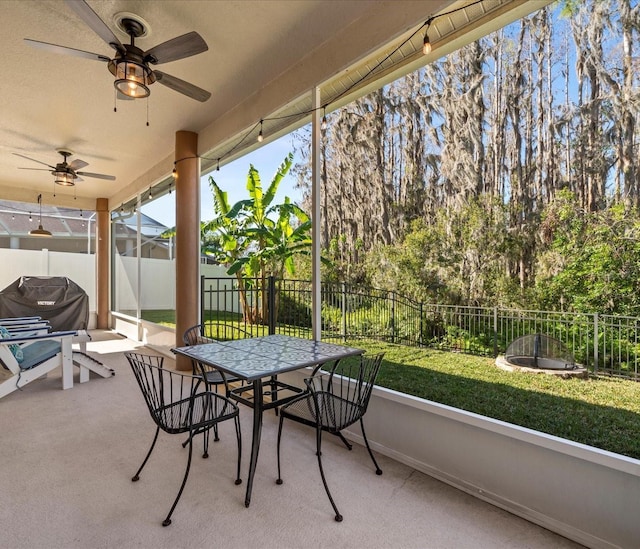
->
[208,152,312,323]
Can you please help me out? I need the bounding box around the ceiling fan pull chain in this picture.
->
[146,97,149,127]
[114,88,117,113]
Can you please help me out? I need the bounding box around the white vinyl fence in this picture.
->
[0,248,230,326]
[0,248,96,308]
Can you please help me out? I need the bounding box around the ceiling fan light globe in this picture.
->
[112,59,152,98]
[53,171,75,186]
[115,78,150,98]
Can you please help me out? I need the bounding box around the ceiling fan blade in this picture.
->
[18,167,52,171]
[154,71,211,102]
[24,38,110,62]
[144,32,208,64]
[12,153,56,169]
[76,171,116,181]
[69,159,89,171]
[64,0,125,53]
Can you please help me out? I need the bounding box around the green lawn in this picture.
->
[141,311,640,459]
[338,339,640,460]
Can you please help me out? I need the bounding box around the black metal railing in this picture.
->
[200,276,640,380]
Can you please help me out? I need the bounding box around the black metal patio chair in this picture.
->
[276,353,385,522]
[182,323,251,441]
[183,323,252,392]
[125,351,242,527]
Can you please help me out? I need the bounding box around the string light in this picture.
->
[3,204,90,223]
[148,187,153,200]
[423,18,433,55]
[172,3,483,174]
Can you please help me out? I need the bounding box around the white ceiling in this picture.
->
[0,0,547,211]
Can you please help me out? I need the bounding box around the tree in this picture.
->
[288,1,640,314]
[536,191,640,314]
[207,153,312,323]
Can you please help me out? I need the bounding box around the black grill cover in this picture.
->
[0,276,89,331]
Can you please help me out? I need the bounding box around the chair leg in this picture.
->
[275,413,286,485]
[199,394,212,458]
[270,376,279,416]
[195,393,217,458]
[132,426,160,482]
[360,418,382,475]
[182,378,208,448]
[202,425,210,458]
[162,428,195,527]
[315,423,342,522]
[234,415,243,485]
[337,432,353,451]
[182,427,215,451]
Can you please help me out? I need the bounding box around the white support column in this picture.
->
[311,87,322,341]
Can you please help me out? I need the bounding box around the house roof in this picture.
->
[0,199,167,238]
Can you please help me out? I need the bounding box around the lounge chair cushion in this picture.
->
[19,340,61,371]
[0,326,23,363]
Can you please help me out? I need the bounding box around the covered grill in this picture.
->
[0,276,89,332]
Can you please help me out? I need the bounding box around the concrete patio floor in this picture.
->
[0,330,584,549]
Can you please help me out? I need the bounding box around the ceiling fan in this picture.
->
[25,0,211,102]
[13,149,115,186]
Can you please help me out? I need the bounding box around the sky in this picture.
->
[141,134,304,228]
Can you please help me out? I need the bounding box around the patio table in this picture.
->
[172,334,363,507]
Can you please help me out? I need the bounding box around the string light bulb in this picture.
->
[216,159,220,171]
[148,187,153,200]
[423,19,433,55]
[172,167,177,179]
[321,107,328,131]
[257,120,264,142]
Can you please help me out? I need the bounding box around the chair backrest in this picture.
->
[125,351,198,432]
[183,323,252,345]
[306,353,384,429]
[183,324,213,346]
